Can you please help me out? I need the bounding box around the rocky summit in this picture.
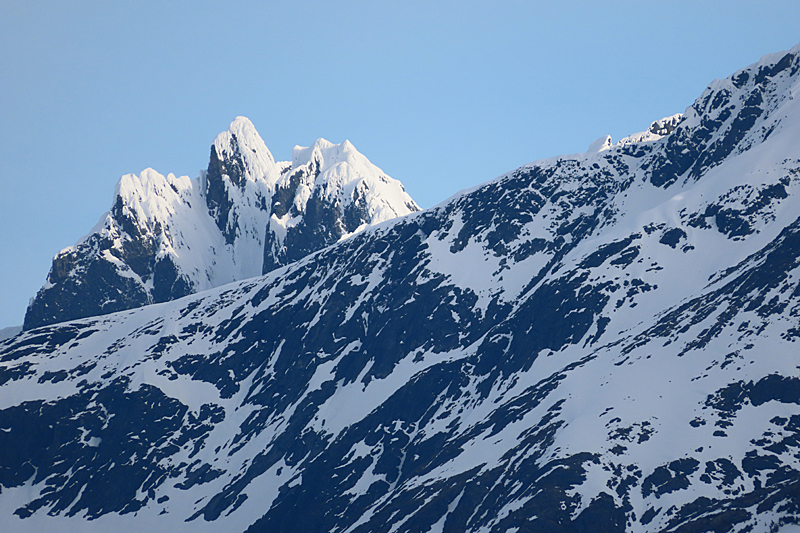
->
[2,44,800,532]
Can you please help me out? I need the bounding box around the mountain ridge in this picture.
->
[2,43,800,532]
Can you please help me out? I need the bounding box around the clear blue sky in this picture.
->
[1,0,799,328]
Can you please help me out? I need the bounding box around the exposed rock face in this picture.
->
[23,118,418,330]
[4,44,800,532]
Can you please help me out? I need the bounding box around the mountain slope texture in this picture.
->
[22,117,419,330]
[3,44,800,532]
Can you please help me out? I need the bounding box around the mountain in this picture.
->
[2,44,800,532]
[22,117,419,331]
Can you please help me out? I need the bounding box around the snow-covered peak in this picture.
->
[215,116,272,163]
[281,138,417,211]
[73,168,196,250]
[93,168,231,288]
[205,117,280,258]
[279,139,419,217]
[264,137,420,272]
[112,169,192,229]
[211,116,281,188]
[587,135,613,153]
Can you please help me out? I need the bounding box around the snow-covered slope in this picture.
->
[23,117,419,330]
[3,44,800,532]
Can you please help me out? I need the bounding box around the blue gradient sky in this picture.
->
[2,0,799,328]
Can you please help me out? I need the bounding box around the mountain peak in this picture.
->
[210,116,279,188]
[587,134,613,153]
[23,119,421,330]
[264,136,420,273]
